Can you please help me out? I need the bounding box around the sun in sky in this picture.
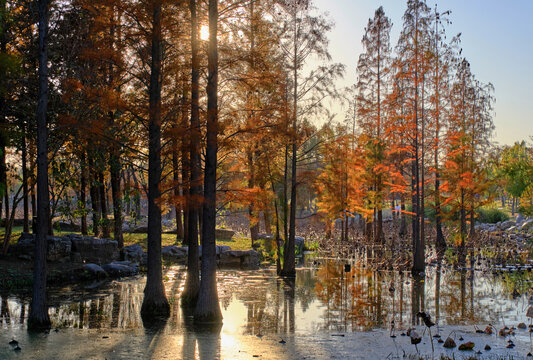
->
[200,25,209,41]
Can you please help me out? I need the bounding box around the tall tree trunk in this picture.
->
[459,189,466,266]
[411,158,422,274]
[29,0,51,331]
[419,74,426,269]
[173,141,183,240]
[141,0,170,320]
[433,18,445,253]
[181,146,189,243]
[194,0,222,324]
[110,161,123,247]
[30,142,36,226]
[80,152,88,235]
[434,170,445,252]
[283,145,289,243]
[99,172,110,238]
[376,207,383,244]
[88,159,101,237]
[365,219,372,244]
[266,156,281,274]
[106,6,123,248]
[125,170,131,216]
[174,80,188,242]
[282,130,296,277]
[22,131,30,232]
[282,19,299,278]
[0,0,6,230]
[411,7,424,276]
[399,196,407,237]
[247,2,259,246]
[248,150,259,245]
[181,0,201,308]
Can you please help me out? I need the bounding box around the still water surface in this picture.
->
[2,260,533,359]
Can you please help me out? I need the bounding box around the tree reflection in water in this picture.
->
[0,260,532,353]
[312,259,533,331]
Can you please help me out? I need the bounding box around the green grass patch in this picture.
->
[1,226,253,251]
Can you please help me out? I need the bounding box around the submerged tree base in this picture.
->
[193,310,223,326]
[27,316,51,332]
[140,299,170,323]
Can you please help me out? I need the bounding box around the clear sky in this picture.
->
[312,0,533,146]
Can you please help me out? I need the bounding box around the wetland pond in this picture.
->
[2,258,533,359]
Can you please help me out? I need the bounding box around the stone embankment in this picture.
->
[475,216,533,245]
[8,231,260,283]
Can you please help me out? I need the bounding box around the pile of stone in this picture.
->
[475,215,533,242]
[82,261,139,280]
[10,232,260,274]
[9,233,142,281]
[161,244,259,269]
[10,232,120,264]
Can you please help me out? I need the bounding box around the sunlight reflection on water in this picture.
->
[1,261,533,359]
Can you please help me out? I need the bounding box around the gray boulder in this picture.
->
[487,225,498,232]
[132,225,148,233]
[102,261,138,277]
[47,236,72,262]
[215,228,234,240]
[53,221,80,232]
[10,233,71,262]
[11,232,35,257]
[295,236,305,251]
[500,220,515,231]
[82,263,108,279]
[124,244,145,264]
[219,249,259,269]
[121,223,134,233]
[217,245,231,255]
[161,245,234,264]
[69,235,119,264]
[197,244,232,256]
[161,245,187,262]
[111,260,139,268]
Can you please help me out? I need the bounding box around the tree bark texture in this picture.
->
[194,0,222,324]
[29,0,51,331]
[141,0,170,320]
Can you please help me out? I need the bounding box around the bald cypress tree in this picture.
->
[355,6,392,245]
[181,0,201,308]
[277,0,344,277]
[194,0,222,324]
[141,0,170,320]
[28,0,51,331]
[395,0,432,275]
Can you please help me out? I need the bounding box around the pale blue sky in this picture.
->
[313,0,533,145]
